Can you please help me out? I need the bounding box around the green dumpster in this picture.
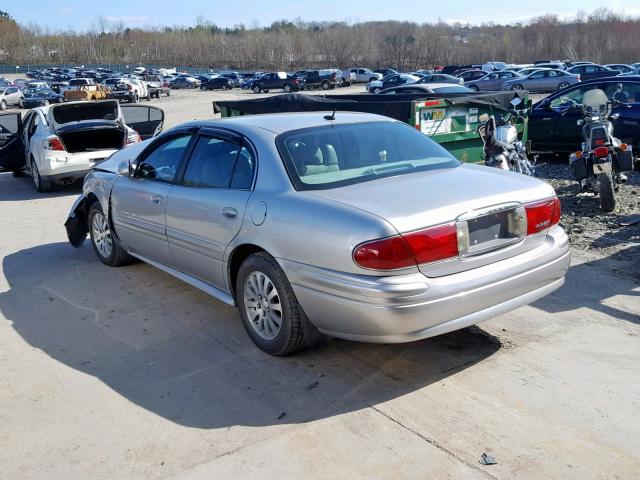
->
[213,91,530,163]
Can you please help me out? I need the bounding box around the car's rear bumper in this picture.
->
[283,226,570,343]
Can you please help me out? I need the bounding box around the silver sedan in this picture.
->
[65,113,570,355]
[502,69,580,92]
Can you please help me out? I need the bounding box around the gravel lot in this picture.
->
[0,84,638,479]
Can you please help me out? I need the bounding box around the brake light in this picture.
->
[403,222,459,264]
[125,130,141,146]
[525,197,561,235]
[354,199,561,270]
[353,222,459,270]
[353,235,415,270]
[127,84,132,91]
[45,136,66,151]
[595,139,605,145]
[594,146,609,158]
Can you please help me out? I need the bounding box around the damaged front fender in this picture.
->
[65,195,90,247]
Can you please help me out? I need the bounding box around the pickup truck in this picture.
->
[63,84,111,102]
[347,68,383,83]
[251,72,303,93]
[300,69,338,90]
[60,78,97,94]
[142,75,171,98]
[108,78,149,103]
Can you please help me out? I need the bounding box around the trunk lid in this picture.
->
[49,100,121,131]
[308,163,557,277]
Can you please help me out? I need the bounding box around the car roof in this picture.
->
[185,112,392,134]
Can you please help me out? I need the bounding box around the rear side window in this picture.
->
[277,122,459,190]
[182,137,255,189]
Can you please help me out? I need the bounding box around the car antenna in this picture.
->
[324,110,336,121]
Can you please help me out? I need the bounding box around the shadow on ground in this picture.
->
[532,244,639,325]
[0,172,81,201]
[1,242,501,429]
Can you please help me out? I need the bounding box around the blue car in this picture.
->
[22,88,64,108]
[529,76,640,154]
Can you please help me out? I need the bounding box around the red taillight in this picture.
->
[354,199,561,270]
[46,136,66,151]
[594,146,609,158]
[525,197,561,235]
[127,84,133,91]
[353,222,459,270]
[403,222,459,265]
[353,235,415,270]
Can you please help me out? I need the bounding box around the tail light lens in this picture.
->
[44,136,66,151]
[594,146,609,158]
[525,197,561,235]
[353,235,415,270]
[127,84,133,91]
[354,197,561,270]
[125,130,141,146]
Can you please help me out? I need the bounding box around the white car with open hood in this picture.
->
[0,100,164,192]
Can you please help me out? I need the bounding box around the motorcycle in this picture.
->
[478,97,535,176]
[567,85,635,213]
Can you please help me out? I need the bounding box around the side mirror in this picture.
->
[539,98,551,109]
[128,159,136,176]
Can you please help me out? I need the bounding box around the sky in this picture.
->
[10,0,640,31]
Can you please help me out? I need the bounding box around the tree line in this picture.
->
[0,8,639,70]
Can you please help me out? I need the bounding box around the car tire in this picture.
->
[283,84,292,93]
[469,85,479,91]
[31,159,52,193]
[0,100,6,110]
[236,252,327,356]
[253,85,261,94]
[321,80,330,90]
[88,202,135,267]
[18,99,24,108]
[373,87,381,94]
[558,82,570,91]
[511,84,523,91]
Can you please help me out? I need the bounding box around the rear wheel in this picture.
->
[236,252,327,355]
[558,82,570,91]
[31,159,52,193]
[88,203,134,267]
[373,87,381,94]
[283,84,292,93]
[321,80,330,90]
[18,98,24,108]
[469,85,479,91]
[598,172,616,212]
[511,84,523,91]
[0,100,6,110]
[253,85,261,94]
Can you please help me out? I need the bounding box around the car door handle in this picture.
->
[221,207,238,220]
[150,195,162,205]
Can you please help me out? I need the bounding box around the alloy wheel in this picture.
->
[243,271,283,341]
[91,211,113,259]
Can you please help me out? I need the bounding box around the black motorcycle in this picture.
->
[567,86,635,212]
[478,98,535,176]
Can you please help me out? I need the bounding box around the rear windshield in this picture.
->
[276,122,459,190]
[52,102,119,124]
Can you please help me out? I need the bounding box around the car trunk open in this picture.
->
[56,121,125,154]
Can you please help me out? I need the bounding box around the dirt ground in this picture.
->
[0,83,639,479]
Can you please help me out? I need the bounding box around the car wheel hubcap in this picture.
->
[244,271,282,341]
[92,212,113,258]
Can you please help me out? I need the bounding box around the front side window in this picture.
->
[137,134,192,182]
[277,122,459,190]
[181,136,255,189]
